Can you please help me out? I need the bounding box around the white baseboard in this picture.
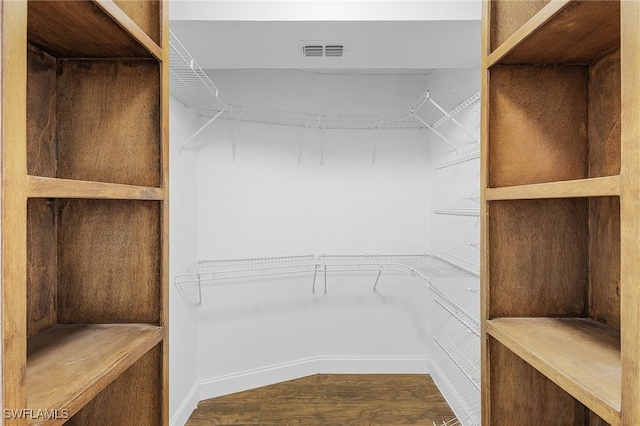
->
[319,356,429,374]
[198,357,320,401]
[198,356,429,402]
[170,382,199,426]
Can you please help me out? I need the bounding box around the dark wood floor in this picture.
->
[186,374,456,425]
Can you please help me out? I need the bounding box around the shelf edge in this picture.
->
[486,176,620,200]
[28,324,164,426]
[92,0,162,60]
[27,176,164,200]
[487,0,572,67]
[486,318,621,426]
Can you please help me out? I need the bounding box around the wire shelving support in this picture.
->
[169,31,481,136]
[433,418,462,426]
[430,361,480,426]
[175,254,479,307]
[434,190,480,218]
[433,329,480,391]
[431,236,480,278]
[434,149,480,171]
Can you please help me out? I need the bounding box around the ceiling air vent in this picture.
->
[324,45,344,57]
[303,45,324,57]
[299,41,349,58]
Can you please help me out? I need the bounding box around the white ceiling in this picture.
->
[169,1,482,70]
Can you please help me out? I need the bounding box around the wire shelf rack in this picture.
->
[169,31,480,134]
[432,237,480,278]
[430,277,479,335]
[433,328,480,391]
[430,361,480,426]
[197,90,480,131]
[434,148,480,171]
[169,30,227,112]
[434,190,480,217]
[176,254,478,306]
[433,418,462,426]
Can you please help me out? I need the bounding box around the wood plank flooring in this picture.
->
[186,374,455,425]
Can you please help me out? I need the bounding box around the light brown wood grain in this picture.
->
[489,1,619,66]
[111,0,160,46]
[589,49,621,178]
[159,2,170,423]
[6,0,168,424]
[480,1,491,424]
[26,324,163,426]
[487,318,621,425]
[64,343,163,426]
[27,176,163,200]
[620,1,640,424]
[186,375,454,425]
[56,59,161,187]
[488,198,589,318]
[56,199,161,324]
[486,176,620,201]
[0,0,4,414]
[93,0,161,59]
[26,199,57,338]
[26,45,56,178]
[27,0,153,59]
[488,337,588,426]
[484,1,625,425]
[2,1,29,422]
[488,64,589,187]
[489,0,551,53]
[589,196,620,330]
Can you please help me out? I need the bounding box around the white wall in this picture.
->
[194,119,433,397]
[169,97,200,425]
[169,68,482,424]
[185,69,438,398]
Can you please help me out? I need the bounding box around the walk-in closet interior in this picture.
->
[169,1,480,425]
[4,1,632,425]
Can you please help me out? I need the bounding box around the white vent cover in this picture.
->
[299,41,349,58]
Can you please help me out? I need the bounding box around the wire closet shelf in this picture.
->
[169,30,480,134]
[175,254,478,333]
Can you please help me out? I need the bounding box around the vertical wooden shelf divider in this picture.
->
[482,1,627,425]
[1,1,168,424]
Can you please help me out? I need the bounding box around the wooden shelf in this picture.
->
[27,324,163,425]
[28,176,164,200]
[488,0,620,66]
[486,176,620,200]
[486,317,621,425]
[27,0,161,59]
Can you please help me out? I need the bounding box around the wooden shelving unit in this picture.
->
[481,1,631,425]
[2,1,168,425]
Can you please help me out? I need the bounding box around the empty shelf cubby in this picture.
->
[27,198,162,336]
[488,48,620,188]
[488,197,620,329]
